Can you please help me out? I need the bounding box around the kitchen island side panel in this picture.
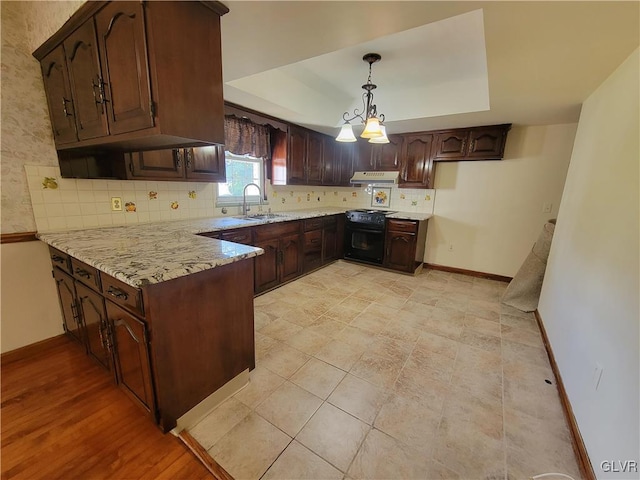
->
[143,258,255,432]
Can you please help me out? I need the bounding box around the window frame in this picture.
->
[215,152,267,207]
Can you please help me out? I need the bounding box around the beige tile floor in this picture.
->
[188,261,582,480]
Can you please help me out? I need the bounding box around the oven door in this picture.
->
[344,222,385,264]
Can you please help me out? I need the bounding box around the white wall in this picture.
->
[426,123,576,277]
[538,49,639,478]
[0,241,65,352]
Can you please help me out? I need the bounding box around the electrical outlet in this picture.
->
[543,202,553,213]
[111,197,122,211]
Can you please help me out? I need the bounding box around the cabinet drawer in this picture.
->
[304,230,322,252]
[71,257,101,292]
[253,221,301,242]
[303,217,324,232]
[220,228,252,245]
[49,247,71,274]
[324,215,338,227]
[101,274,144,318]
[387,219,418,233]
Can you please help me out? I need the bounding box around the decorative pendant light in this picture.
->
[368,124,390,144]
[336,53,387,142]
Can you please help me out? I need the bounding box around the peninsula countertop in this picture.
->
[37,208,348,288]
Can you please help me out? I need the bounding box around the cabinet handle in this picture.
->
[74,268,91,279]
[175,150,182,169]
[61,97,73,117]
[51,254,66,264]
[185,149,193,170]
[70,300,81,325]
[310,238,320,244]
[107,286,129,300]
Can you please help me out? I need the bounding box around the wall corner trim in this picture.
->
[534,309,596,480]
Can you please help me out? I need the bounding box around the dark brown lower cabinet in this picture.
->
[76,282,111,372]
[53,268,85,346]
[383,219,429,274]
[254,239,280,293]
[253,221,303,294]
[49,245,256,432]
[106,301,155,414]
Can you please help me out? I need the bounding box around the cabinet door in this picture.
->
[127,149,183,180]
[106,301,155,414]
[40,46,77,145]
[355,141,374,171]
[467,127,508,159]
[322,218,339,263]
[384,230,417,273]
[372,134,403,170]
[95,2,154,135]
[63,19,109,141]
[335,142,356,186]
[306,132,324,184]
[76,282,112,373]
[185,145,226,182]
[287,126,307,184]
[303,229,323,273]
[254,239,280,293]
[280,233,303,283]
[53,269,84,346]
[322,137,337,186]
[400,134,434,188]
[432,130,470,161]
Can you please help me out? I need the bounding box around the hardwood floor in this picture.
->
[1,336,211,479]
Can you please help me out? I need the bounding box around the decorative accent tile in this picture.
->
[42,177,58,189]
[170,201,179,210]
[149,191,158,200]
[125,202,137,212]
[188,190,197,199]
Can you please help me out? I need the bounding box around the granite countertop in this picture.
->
[386,211,433,221]
[38,208,347,288]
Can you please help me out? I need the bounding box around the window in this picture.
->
[216,152,265,205]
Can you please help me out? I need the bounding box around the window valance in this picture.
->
[224,115,271,159]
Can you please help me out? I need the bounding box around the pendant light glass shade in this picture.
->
[335,122,357,142]
[368,124,389,144]
[360,117,383,138]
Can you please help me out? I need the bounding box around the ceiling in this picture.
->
[220,1,639,137]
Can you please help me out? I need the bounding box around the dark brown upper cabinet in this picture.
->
[432,124,511,161]
[287,126,325,185]
[40,46,77,145]
[94,2,154,137]
[34,1,228,154]
[399,133,434,189]
[354,135,402,172]
[63,18,108,141]
[126,145,226,182]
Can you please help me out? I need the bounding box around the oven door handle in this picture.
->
[346,226,385,235]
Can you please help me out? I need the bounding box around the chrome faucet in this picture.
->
[242,183,262,217]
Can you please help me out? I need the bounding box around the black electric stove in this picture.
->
[344,209,397,264]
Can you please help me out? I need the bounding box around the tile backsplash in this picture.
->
[25,165,434,232]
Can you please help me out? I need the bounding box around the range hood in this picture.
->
[350,171,399,185]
